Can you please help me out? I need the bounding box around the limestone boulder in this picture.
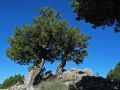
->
[58,67,93,81]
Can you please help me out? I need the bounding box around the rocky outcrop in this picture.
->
[57,67,93,81]
[69,76,120,90]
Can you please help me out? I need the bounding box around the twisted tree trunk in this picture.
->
[56,58,66,74]
[24,58,44,90]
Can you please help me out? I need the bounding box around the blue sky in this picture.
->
[0,0,120,84]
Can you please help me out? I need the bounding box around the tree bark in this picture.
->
[56,58,66,74]
[23,58,44,90]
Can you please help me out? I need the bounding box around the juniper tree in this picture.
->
[6,7,90,89]
[56,27,90,73]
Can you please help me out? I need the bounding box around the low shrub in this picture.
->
[35,80,68,90]
[0,74,24,89]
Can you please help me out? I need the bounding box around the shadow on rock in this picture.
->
[69,76,120,90]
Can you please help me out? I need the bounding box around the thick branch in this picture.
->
[56,57,67,73]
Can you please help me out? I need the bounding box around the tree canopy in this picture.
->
[6,7,90,66]
[71,0,120,32]
[60,27,90,64]
[7,7,67,65]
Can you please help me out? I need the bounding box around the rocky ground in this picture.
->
[69,76,120,90]
[1,68,120,90]
[57,67,93,81]
[0,67,92,90]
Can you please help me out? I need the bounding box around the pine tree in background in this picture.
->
[107,62,120,80]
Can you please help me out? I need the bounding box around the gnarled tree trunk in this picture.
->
[56,58,66,74]
[23,58,44,90]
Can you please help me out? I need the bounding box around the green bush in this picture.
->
[35,80,68,90]
[0,74,24,89]
[107,62,120,80]
[0,84,2,88]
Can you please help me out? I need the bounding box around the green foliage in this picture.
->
[0,84,2,88]
[35,80,68,90]
[6,7,65,65]
[60,27,91,64]
[107,62,120,80]
[0,74,24,89]
[6,7,90,66]
[71,0,120,32]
